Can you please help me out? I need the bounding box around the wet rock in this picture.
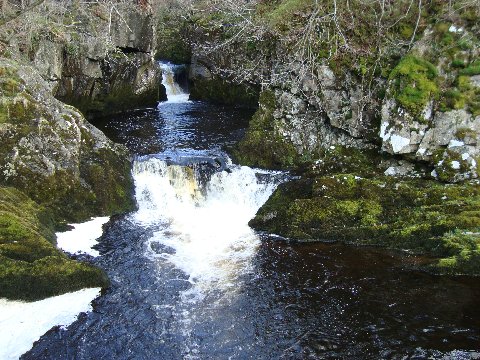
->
[250,174,480,275]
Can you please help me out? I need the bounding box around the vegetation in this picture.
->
[251,175,480,275]
[189,76,259,107]
[0,187,108,300]
[233,90,301,169]
[388,56,438,117]
[0,56,134,300]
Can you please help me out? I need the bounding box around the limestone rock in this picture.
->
[0,59,135,221]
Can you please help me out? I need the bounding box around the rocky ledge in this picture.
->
[0,58,135,300]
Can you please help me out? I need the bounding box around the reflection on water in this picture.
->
[92,103,255,155]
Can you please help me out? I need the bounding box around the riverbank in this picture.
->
[164,0,480,275]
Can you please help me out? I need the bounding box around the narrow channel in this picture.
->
[23,63,480,359]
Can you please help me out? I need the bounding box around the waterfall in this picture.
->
[159,62,190,103]
[131,155,284,298]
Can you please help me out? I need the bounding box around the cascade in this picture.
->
[132,155,284,296]
[159,62,190,103]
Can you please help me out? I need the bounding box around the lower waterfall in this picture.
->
[132,155,284,299]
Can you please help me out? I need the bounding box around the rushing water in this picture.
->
[23,63,480,359]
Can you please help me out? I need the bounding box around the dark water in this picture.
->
[23,99,480,359]
[91,102,255,155]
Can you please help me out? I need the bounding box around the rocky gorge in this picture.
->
[0,0,479,303]
[0,0,162,300]
[175,0,480,274]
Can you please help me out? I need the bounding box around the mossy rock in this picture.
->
[0,59,136,223]
[0,255,108,301]
[388,55,438,117]
[306,146,384,177]
[0,187,108,301]
[189,76,259,107]
[251,175,480,275]
[233,90,301,169]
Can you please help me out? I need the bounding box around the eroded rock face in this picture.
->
[380,96,480,182]
[0,59,135,222]
[188,10,479,183]
[31,4,163,117]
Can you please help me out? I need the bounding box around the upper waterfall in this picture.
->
[159,62,190,103]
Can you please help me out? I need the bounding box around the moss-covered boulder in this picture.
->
[0,59,135,223]
[233,90,301,169]
[251,174,480,275]
[0,187,108,301]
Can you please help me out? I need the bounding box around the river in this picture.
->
[22,62,480,359]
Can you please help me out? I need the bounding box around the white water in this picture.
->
[0,288,101,360]
[56,217,110,257]
[159,62,190,103]
[132,156,281,298]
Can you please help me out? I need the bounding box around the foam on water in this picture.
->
[132,156,282,296]
[0,288,101,360]
[56,217,110,257]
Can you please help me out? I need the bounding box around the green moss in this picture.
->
[233,90,301,169]
[460,61,480,76]
[265,0,315,31]
[455,127,477,141]
[389,55,438,116]
[0,187,108,301]
[451,59,465,69]
[189,76,259,107]
[307,146,383,177]
[251,176,480,274]
[0,255,108,301]
[155,11,191,63]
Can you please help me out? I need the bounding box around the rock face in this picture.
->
[30,3,164,117]
[0,58,135,222]
[181,2,480,275]
[185,4,480,182]
[0,57,136,300]
[188,55,259,107]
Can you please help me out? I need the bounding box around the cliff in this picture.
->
[2,0,164,118]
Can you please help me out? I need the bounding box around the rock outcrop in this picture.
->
[0,58,135,222]
[181,1,480,274]
[29,3,164,117]
[185,2,480,182]
[0,57,135,300]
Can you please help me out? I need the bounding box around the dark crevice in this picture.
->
[117,46,148,54]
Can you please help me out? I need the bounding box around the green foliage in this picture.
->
[389,55,438,116]
[264,0,315,31]
[450,59,465,69]
[460,61,480,76]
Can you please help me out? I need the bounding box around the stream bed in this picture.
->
[22,65,480,359]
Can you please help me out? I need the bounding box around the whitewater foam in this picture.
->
[131,156,282,296]
[159,62,190,104]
